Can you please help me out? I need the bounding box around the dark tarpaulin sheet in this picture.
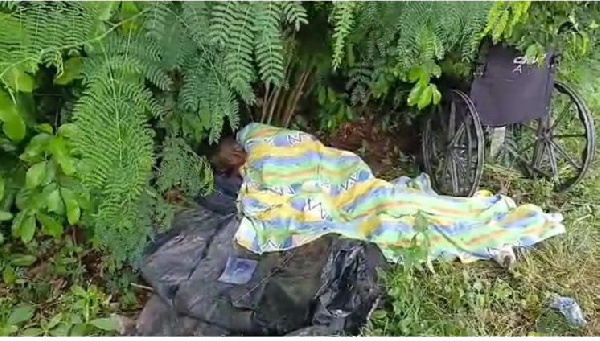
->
[470,44,555,127]
[134,175,388,336]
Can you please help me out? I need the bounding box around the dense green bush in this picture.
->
[0,0,598,272]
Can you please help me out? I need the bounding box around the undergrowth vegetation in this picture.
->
[1,0,600,336]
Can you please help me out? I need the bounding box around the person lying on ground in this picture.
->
[207,122,566,267]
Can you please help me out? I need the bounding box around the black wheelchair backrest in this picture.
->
[470,44,555,127]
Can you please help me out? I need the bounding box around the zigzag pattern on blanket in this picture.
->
[234,123,566,263]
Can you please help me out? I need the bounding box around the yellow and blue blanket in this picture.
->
[234,123,566,263]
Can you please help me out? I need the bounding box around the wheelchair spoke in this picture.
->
[449,156,460,194]
[550,101,573,131]
[447,101,456,141]
[452,150,469,179]
[451,123,465,146]
[434,106,447,136]
[550,139,582,170]
[512,139,537,158]
[554,134,586,139]
[510,150,553,179]
[546,142,560,183]
[465,115,473,169]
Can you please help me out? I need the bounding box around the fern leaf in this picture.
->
[156,136,213,197]
[330,1,358,70]
[280,2,308,31]
[253,2,284,87]
[72,37,158,266]
[178,53,239,144]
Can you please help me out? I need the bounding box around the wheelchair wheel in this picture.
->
[422,89,485,197]
[500,81,595,192]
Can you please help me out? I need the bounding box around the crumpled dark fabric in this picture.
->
[194,175,242,215]
[134,175,387,336]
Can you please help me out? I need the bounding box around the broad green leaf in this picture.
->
[76,190,92,211]
[20,133,52,162]
[14,92,37,126]
[2,67,34,93]
[121,1,141,34]
[10,254,36,267]
[417,85,433,110]
[57,123,77,139]
[407,82,425,106]
[1,325,18,335]
[54,57,83,85]
[25,162,47,188]
[50,323,71,336]
[89,317,117,331]
[19,214,36,243]
[0,211,13,221]
[121,1,140,16]
[41,162,56,186]
[0,90,26,141]
[0,232,3,244]
[21,328,43,336]
[0,110,26,141]
[408,66,424,83]
[98,1,119,21]
[36,212,63,238]
[47,313,63,330]
[47,188,65,215]
[11,211,26,235]
[8,303,35,325]
[3,266,16,284]
[49,137,75,176]
[36,123,53,134]
[69,323,87,336]
[16,189,46,211]
[61,188,80,225]
[431,85,442,105]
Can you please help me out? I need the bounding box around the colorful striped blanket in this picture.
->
[234,123,566,263]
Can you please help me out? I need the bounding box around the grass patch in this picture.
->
[366,163,600,336]
[0,236,141,336]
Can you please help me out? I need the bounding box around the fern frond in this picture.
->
[222,2,256,102]
[209,1,236,47]
[330,1,358,70]
[280,1,308,31]
[97,185,161,269]
[253,2,284,87]
[177,53,239,144]
[72,35,158,266]
[144,1,185,71]
[156,136,213,197]
[89,33,173,91]
[0,2,101,76]
[346,64,372,105]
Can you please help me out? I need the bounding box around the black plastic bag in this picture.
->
[135,176,387,336]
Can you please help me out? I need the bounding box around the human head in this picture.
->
[207,136,247,176]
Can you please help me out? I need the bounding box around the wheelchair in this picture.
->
[421,43,596,197]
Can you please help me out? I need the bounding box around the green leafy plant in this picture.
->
[331,2,492,110]
[18,285,118,336]
[315,85,354,133]
[0,303,35,336]
[0,1,310,269]
[12,125,89,244]
[484,2,600,64]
